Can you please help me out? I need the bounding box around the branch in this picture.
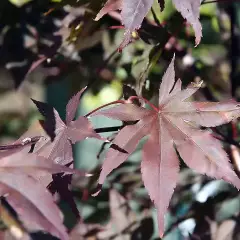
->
[0,136,41,151]
[95,126,123,133]
[213,128,240,148]
[202,0,239,4]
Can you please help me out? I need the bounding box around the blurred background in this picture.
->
[0,0,240,239]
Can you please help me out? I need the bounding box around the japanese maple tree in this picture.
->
[0,0,239,238]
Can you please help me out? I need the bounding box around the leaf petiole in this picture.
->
[85,100,126,117]
[128,96,159,112]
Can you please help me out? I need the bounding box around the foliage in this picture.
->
[89,55,240,236]
[0,0,240,240]
[96,0,202,48]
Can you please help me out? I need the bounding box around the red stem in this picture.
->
[128,96,159,112]
[85,100,126,117]
[211,133,224,141]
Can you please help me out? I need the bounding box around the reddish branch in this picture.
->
[0,136,41,151]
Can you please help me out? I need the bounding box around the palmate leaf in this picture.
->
[0,146,87,239]
[120,0,154,49]
[0,88,104,238]
[0,131,90,239]
[91,55,240,237]
[0,149,85,177]
[95,0,122,21]
[31,88,103,164]
[95,0,202,48]
[0,174,68,240]
[95,0,154,49]
[172,0,202,46]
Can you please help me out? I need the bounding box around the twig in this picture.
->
[202,0,239,4]
[151,7,161,26]
[229,3,239,97]
[95,126,123,133]
[0,136,41,151]
[97,135,116,159]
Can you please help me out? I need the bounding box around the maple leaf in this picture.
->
[172,0,202,46]
[0,147,84,178]
[31,87,103,164]
[120,0,154,49]
[95,0,203,49]
[0,174,68,240]
[0,146,87,239]
[95,0,122,21]
[95,0,154,49]
[90,55,240,237]
[26,55,47,77]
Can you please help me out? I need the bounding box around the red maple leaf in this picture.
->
[0,142,87,239]
[95,0,202,49]
[90,55,240,237]
[30,87,103,164]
